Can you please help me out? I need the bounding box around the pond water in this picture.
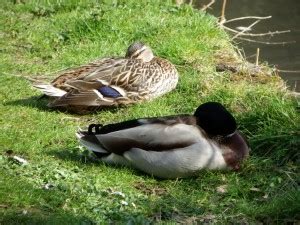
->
[195,0,300,92]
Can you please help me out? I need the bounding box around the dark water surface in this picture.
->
[196,0,300,91]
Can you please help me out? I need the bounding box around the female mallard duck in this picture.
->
[76,102,250,178]
[34,42,178,113]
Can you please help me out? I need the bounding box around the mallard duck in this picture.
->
[34,42,178,113]
[76,102,250,178]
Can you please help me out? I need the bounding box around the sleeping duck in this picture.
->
[34,42,178,113]
[76,102,250,178]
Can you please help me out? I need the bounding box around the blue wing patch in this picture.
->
[97,86,122,98]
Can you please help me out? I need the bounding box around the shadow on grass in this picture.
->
[46,148,163,179]
[47,148,153,177]
[4,95,128,115]
[10,147,299,224]
[0,210,95,225]
[4,96,52,112]
[46,148,101,166]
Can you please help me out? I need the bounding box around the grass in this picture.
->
[0,0,299,224]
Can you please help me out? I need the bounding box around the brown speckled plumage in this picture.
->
[33,42,179,113]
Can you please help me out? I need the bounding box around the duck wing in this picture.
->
[77,116,203,155]
[33,57,126,97]
[51,58,123,90]
[48,89,116,107]
[48,79,132,107]
[53,57,146,90]
[48,57,154,107]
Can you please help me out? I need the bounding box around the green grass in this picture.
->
[0,0,299,224]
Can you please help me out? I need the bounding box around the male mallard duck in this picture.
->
[76,102,250,178]
[34,42,178,113]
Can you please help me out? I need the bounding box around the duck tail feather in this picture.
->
[33,84,67,97]
[76,130,108,154]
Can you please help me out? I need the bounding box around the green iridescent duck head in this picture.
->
[125,42,154,62]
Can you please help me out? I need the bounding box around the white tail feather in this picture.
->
[33,84,67,97]
[76,132,108,153]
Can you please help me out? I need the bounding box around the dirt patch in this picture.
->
[133,181,167,196]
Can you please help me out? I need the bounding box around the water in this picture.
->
[195,0,300,92]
